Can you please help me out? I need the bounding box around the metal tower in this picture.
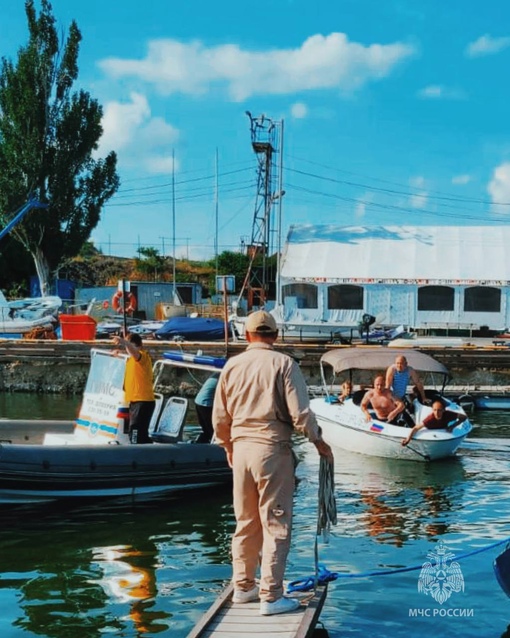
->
[244,112,283,309]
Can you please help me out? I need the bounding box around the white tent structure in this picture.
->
[274,224,510,334]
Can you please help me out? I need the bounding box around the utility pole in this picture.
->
[215,147,219,285]
[172,148,176,302]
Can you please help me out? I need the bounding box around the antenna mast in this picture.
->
[244,113,283,310]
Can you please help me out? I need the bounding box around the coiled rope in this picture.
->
[317,455,337,540]
[288,456,337,597]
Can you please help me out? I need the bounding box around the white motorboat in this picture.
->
[0,291,61,335]
[310,348,473,462]
[231,312,358,344]
[232,309,406,345]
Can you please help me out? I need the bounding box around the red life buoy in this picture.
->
[112,291,137,314]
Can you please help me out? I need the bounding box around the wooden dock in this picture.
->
[2,338,510,395]
[186,583,328,638]
[3,337,510,368]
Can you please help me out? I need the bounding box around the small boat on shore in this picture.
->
[456,393,510,411]
[0,349,231,505]
[474,395,510,410]
[155,316,233,341]
[310,348,473,462]
[0,292,61,336]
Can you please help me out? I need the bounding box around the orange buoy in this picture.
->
[112,291,137,314]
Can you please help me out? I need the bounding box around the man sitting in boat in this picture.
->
[361,375,406,424]
[386,355,429,405]
[401,400,467,446]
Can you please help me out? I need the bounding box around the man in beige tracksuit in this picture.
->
[213,310,333,616]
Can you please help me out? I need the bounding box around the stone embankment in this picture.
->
[1,339,510,395]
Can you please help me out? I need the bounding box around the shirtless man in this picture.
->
[361,374,405,423]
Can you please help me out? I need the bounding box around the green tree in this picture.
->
[214,250,250,294]
[0,234,33,296]
[78,241,102,258]
[0,0,119,295]
[135,246,166,280]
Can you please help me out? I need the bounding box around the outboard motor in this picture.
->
[457,393,476,414]
[358,313,376,343]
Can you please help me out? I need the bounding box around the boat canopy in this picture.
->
[320,348,449,376]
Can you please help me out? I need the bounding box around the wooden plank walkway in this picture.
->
[4,337,510,368]
[186,583,328,638]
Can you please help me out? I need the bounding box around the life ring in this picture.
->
[112,291,137,314]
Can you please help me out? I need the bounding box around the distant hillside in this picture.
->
[64,253,216,296]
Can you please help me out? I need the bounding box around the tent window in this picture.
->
[328,285,364,310]
[282,283,318,309]
[418,286,454,311]
[464,286,501,312]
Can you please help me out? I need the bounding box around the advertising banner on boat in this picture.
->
[75,351,127,443]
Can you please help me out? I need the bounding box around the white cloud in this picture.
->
[100,92,150,151]
[452,174,471,185]
[410,176,426,189]
[409,176,428,209]
[290,102,308,119]
[98,93,180,174]
[409,193,428,208]
[417,85,465,100]
[466,34,510,58]
[99,33,416,101]
[353,192,374,219]
[144,154,178,174]
[488,162,510,212]
[137,117,179,148]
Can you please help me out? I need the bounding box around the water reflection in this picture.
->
[0,491,233,637]
[335,453,466,547]
[93,546,167,635]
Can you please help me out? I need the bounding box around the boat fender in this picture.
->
[112,291,137,314]
[163,351,226,369]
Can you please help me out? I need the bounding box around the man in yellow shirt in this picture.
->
[114,333,155,444]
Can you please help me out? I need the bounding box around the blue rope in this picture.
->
[287,536,510,592]
[288,565,340,592]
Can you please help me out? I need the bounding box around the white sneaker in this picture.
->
[232,586,259,604]
[260,596,300,616]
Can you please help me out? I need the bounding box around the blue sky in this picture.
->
[2,0,510,260]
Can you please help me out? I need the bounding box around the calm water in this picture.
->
[0,396,509,637]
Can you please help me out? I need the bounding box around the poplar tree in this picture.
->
[0,0,119,295]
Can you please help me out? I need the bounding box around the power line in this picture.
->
[104,183,257,208]
[286,153,510,206]
[117,166,254,196]
[286,166,508,208]
[119,159,254,185]
[286,182,506,224]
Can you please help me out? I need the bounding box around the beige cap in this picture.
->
[245,310,278,334]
